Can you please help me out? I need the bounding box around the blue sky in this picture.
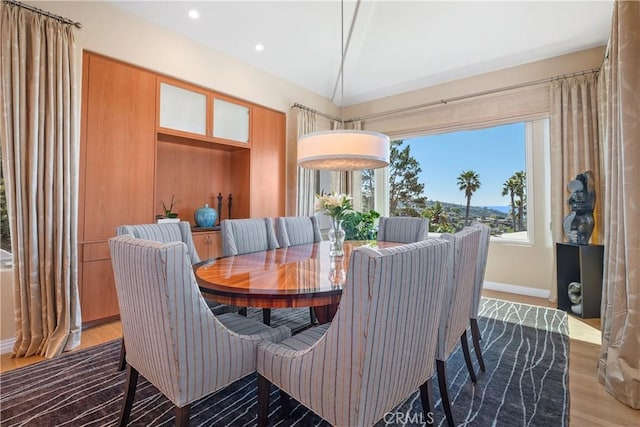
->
[402,122,526,207]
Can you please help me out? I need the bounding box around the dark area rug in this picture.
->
[0,298,568,426]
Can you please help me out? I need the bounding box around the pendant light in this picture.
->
[297,0,390,171]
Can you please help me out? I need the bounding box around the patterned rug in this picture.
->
[0,298,569,426]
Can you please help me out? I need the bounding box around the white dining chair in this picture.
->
[377,216,429,243]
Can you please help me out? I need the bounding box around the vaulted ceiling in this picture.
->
[112,1,613,106]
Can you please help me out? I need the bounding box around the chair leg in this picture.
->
[437,359,456,427]
[279,389,291,418]
[461,330,477,384]
[118,338,127,371]
[239,307,247,316]
[309,307,317,324]
[419,378,435,426]
[118,365,139,427]
[175,405,190,427]
[263,308,271,326]
[470,318,486,373]
[257,374,271,427]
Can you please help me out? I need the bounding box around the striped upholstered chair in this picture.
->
[220,218,280,322]
[469,222,491,373]
[274,216,322,324]
[109,236,291,427]
[377,216,430,243]
[220,218,279,257]
[256,238,451,426]
[275,216,322,248]
[114,222,234,371]
[436,227,482,427]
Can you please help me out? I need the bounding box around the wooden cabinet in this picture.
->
[250,106,286,218]
[79,52,156,324]
[79,52,285,324]
[556,243,604,318]
[193,231,223,260]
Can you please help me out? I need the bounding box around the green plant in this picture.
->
[160,195,179,218]
[343,209,381,240]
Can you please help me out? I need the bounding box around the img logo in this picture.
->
[383,410,434,426]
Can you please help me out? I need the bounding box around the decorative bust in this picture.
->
[563,171,595,245]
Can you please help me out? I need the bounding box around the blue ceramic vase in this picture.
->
[194,204,217,227]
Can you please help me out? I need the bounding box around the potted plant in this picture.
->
[157,195,180,223]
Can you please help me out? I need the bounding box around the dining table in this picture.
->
[195,240,401,324]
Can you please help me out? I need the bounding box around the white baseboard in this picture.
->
[1,337,16,355]
[484,281,551,299]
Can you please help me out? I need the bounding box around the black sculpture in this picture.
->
[563,171,595,245]
[216,193,223,226]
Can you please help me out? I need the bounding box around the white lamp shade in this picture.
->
[297,130,390,170]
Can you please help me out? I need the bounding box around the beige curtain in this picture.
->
[596,0,640,409]
[0,3,81,358]
[549,72,602,302]
[295,108,318,216]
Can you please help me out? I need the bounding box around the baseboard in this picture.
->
[1,337,16,355]
[484,281,551,299]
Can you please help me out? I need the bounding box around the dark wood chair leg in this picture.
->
[437,359,456,427]
[279,389,291,418]
[309,307,317,324]
[419,378,435,426]
[470,318,486,372]
[239,307,247,316]
[461,330,477,384]
[175,405,190,427]
[118,338,127,371]
[257,374,271,427]
[118,365,139,427]
[263,308,271,326]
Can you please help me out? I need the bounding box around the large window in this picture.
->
[352,118,550,244]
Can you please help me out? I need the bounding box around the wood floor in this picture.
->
[1,290,638,426]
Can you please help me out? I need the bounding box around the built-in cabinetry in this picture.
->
[79,52,285,325]
[193,231,223,260]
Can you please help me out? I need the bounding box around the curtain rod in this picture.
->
[3,0,82,28]
[350,68,600,122]
[292,103,342,122]
[294,68,599,123]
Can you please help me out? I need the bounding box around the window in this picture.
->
[352,118,550,244]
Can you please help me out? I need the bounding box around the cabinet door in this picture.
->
[82,54,156,241]
[213,98,250,143]
[250,106,285,217]
[159,82,207,135]
[193,232,211,260]
[81,260,118,323]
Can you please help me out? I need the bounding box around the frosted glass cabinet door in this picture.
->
[159,83,207,135]
[213,98,249,143]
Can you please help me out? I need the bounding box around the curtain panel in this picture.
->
[0,3,81,357]
[596,0,640,409]
[295,108,318,216]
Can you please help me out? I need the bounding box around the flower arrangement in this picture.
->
[314,192,353,221]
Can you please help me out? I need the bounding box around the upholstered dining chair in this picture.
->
[114,222,234,371]
[436,227,481,427]
[109,236,291,427]
[220,218,280,322]
[377,216,430,243]
[274,216,322,324]
[220,217,279,257]
[256,238,451,427]
[275,216,322,248]
[469,222,491,373]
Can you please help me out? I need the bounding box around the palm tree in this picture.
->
[457,170,481,226]
[513,171,526,231]
[501,176,518,231]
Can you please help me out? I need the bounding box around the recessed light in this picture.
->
[254,43,265,52]
[188,9,199,19]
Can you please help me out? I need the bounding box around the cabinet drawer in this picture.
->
[83,242,111,262]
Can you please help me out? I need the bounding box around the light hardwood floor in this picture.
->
[1,290,638,426]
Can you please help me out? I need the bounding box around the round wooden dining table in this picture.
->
[195,240,400,323]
